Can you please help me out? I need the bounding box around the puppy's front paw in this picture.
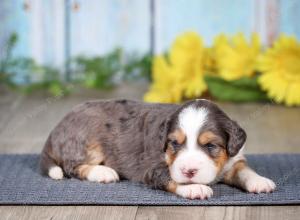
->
[87,165,119,183]
[245,175,276,193]
[175,184,213,200]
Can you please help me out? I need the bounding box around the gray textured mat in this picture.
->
[0,154,299,205]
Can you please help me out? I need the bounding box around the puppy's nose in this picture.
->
[181,168,198,178]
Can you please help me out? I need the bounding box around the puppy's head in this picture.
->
[164,99,246,184]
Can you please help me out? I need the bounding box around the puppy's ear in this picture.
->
[157,118,171,152]
[143,115,171,153]
[225,120,247,157]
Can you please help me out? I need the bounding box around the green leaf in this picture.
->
[48,82,64,97]
[123,53,152,81]
[0,32,19,85]
[204,75,268,102]
[73,48,123,89]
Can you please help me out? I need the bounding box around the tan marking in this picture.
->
[165,129,185,166]
[75,164,94,179]
[223,160,247,185]
[166,180,178,193]
[168,128,186,145]
[198,131,223,145]
[198,131,228,173]
[213,148,229,173]
[86,141,105,165]
[165,147,176,166]
[75,141,106,180]
[165,129,186,166]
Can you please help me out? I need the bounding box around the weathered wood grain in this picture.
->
[0,206,138,220]
[135,206,300,220]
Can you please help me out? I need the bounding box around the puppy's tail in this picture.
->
[39,138,64,180]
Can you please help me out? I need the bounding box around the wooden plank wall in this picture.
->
[0,0,300,70]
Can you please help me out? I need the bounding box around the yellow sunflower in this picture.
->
[214,33,261,80]
[144,32,207,103]
[258,35,300,106]
[144,56,183,103]
[203,34,228,74]
[203,47,215,73]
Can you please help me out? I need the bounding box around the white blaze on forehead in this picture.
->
[178,106,208,149]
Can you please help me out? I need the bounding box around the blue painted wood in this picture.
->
[154,0,255,53]
[279,0,300,38]
[0,0,30,58]
[70,0,151,56]
[0,1,10,55]
[1,0,300,73]
[65,0,72,80]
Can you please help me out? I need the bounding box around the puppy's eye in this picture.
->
[170,140,181,149]
[204,143,216,151]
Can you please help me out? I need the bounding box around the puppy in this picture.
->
[40,99,276,199]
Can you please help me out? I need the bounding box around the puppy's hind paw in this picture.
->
[48,166,64,180]
[87,165,119,183]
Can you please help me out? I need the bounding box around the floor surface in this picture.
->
[0,83,299,220]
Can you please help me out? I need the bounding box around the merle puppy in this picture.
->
[40,99,275,199]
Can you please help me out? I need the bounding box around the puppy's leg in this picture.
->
[223,160,276,193]
[40,149,64,180]
[75,164,119,183]
[144,162,213,200]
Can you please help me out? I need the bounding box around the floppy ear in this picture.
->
[143,115,171,153]
[160,119,171,152]
[155,118,171,152]
[225,120,247,157]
